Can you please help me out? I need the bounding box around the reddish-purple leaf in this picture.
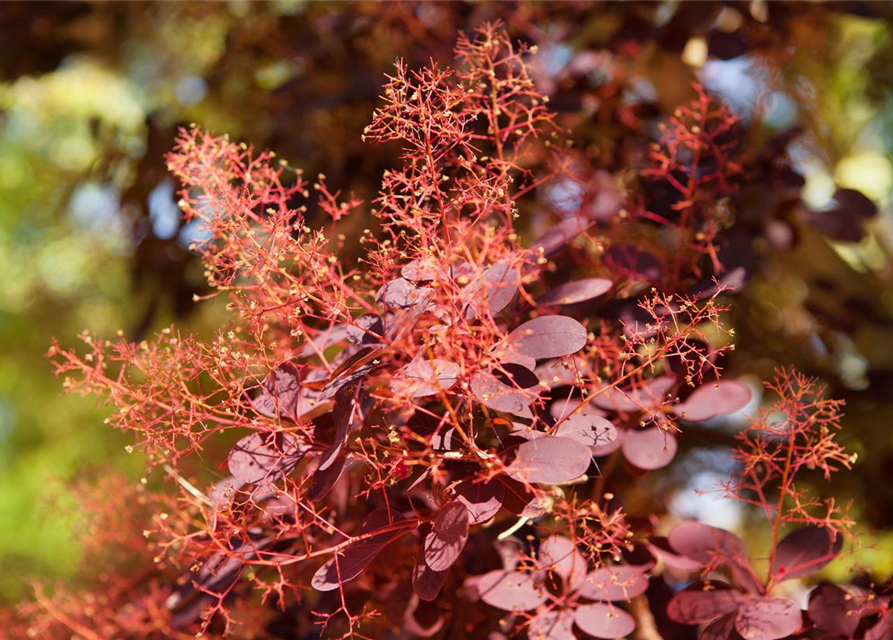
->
[554,413,618,450]
[529,214,594,258]
[668,522,750,569]
[866,615,893,640]
[402,258,439,282]
[311,510,411,591]
[507,437,592,484]
[477,570,547,612]
[537,278,613,306]
[667,586,745,624]
[463,262,522,318]
[413,544,449,601]
[574,602,636,639]
[250,362,307,422]
[453,479,504,524]
[577,565,649,602]
[701,613,741,640]
[621,427,677,470]
[376,277,433,310]
[772,525,842,582]
[538,535,588,591]
[318,383,359,472]
[592,375,676,413]
[227,432,307,484]
[646,538,702,572]
[397,358,460,398]
[470,369,539,415]
[808,584,860,638]
[424,501,470,571]
[528,609,577,640]
[508,316,587,360]
[673,381,752,422]
[307,452,346,502]
[734,598,802,640]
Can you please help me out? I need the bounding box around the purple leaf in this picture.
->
[700,613,741,640]
[592,375,676,413]
[318,383,360,472]
[554,413,618,449]
[772,526,842,582]
[477,570,547,612]
[463,262,522,318]
[507,436,592,484]
[537,278,613,306]
[376,277,433,310]
[667,585,744,624]
[529,214,595,259]
[402,257,439,282]
[646,538,702,572]
[538,535,588,592]
[412,544,449,602]
[227,432,307,484]
[307,452,346,502]
[621,427,677,470]
[424,501,470,571]
[250,362,306,422]
[866,616,893,640]
[668,522,750,569]
[673,381,752,422]
[471,369,539,415]
[311,509,411,591]
[734,597,802,640]
[577,565,649,602]
[574,602,636,639]
[808,584,860,638]
[453,479,504,524]
[346,314,386,346]
[508,316,587,360]
[528,610,577,640]
[397,358,460,398]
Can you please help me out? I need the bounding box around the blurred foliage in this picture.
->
[2,0,893,606]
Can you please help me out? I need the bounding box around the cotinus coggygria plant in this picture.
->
[31,22,884,640]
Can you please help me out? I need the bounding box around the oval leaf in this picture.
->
[454,479,504,525]
[808,584,860,638]
[622,427,677,471]
[734,597,802,640]
[538,536,588,592]
[477,570,547,612]
[424,501,470,571]
[507,437,592,484]
[578,565,649,602]
[554,413,618,449]
[673,381,752,423]
[471,369,539,414]
[667,585,745,624]
[398,359,460,398]
[227,432,306,484]
[537,278,613,306]
[592,375,676,413]
[529,610,577,640]
[508,316,588,360]
[574,602,636,639]
[463,263,522,318]
[772,525,842,582]
[311,510,411,591]
[668,521,750,568]
[413,544,449,602]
